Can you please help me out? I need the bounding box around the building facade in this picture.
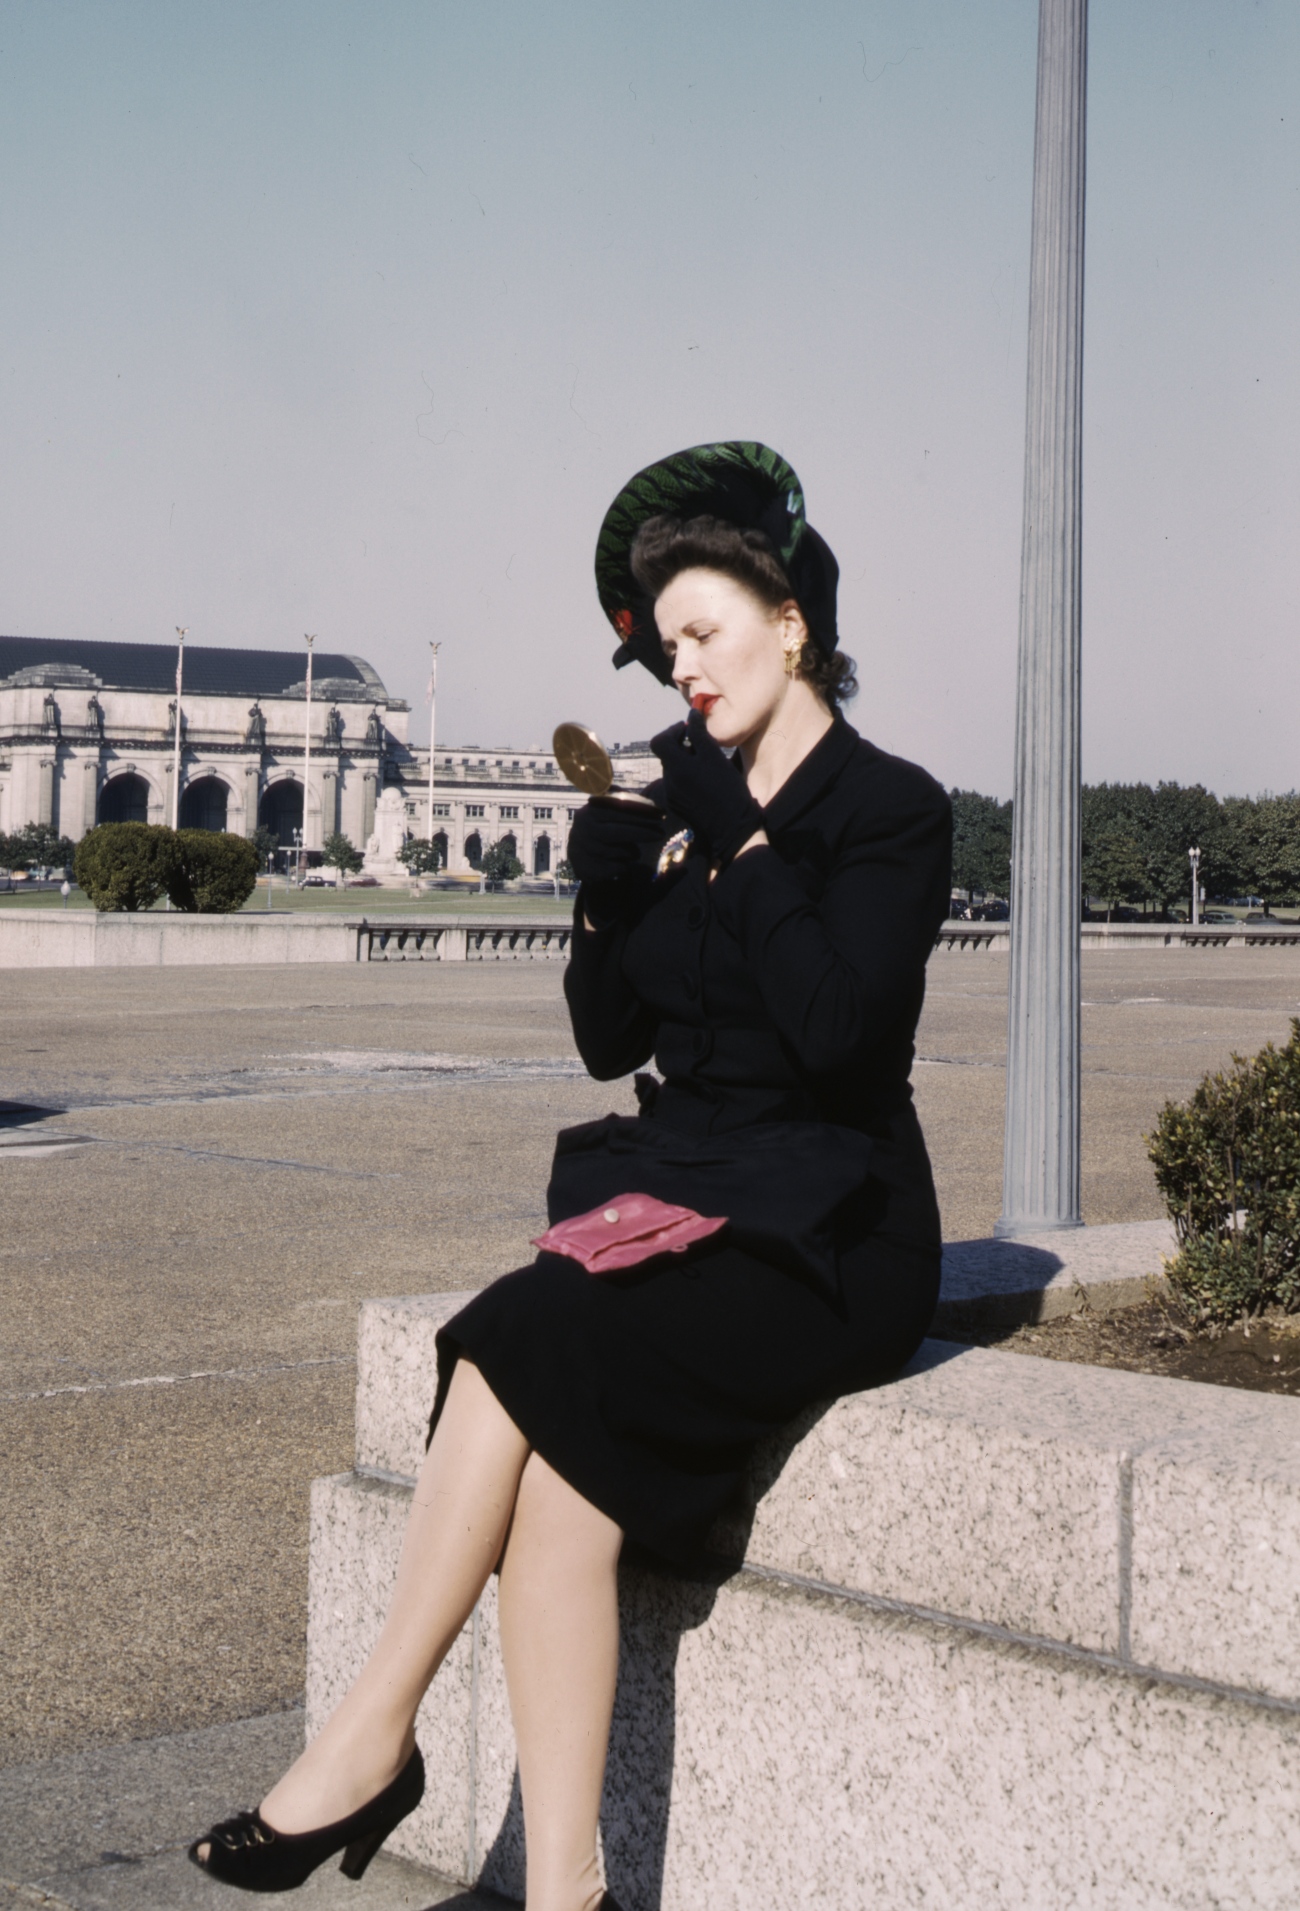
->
[383,740,656,877]
[0,633,656,874]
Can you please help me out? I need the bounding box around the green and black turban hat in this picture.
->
[594,440,840,685]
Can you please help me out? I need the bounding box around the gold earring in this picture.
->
[783,641,802,678]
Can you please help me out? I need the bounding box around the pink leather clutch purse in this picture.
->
[532,1192,727,1276]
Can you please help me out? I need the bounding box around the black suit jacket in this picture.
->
[563,716,952,1263]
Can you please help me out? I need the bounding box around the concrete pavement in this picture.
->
[3,947,1299,1901]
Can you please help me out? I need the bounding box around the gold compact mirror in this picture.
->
[552,723,661,814]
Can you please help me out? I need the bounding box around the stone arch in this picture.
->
[98,772,151,826]
[498,832,518,863]
[432,830,448,868]
[533,834,551,875]
[179,775,231,833]
[464,831,482,869]
[258,778,303,847]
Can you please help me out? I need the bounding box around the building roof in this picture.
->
[0,634,392,703]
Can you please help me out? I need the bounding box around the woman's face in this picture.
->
[654,568,805,750]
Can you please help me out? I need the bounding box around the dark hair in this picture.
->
[629,514,857,706]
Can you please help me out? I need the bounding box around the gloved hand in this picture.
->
[566,798,666,886]
[649,708,764,864]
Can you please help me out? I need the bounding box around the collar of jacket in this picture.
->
[759,713,862,834]
[643,713,862,838]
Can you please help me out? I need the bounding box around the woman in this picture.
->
[189,442,951,1910]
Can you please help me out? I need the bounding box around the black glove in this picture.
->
[567,799,667,929]
[649,709,764,864]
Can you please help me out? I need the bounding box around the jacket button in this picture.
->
[681,973,699,1000]
[603,1208,620,1224]
[686,904,705,929]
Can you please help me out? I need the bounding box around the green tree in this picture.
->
[167,831,260,912]
[1224,793,1300,913]
[5,822,77,873]
[1082,822,1147,919]
[480,839,524,886]
[75,824,178,912]
[1080,782,1230,919]
[1142,783,1228,915]
[321,831,364,887]
[250,825,279,867]
[399,836,444,876]
[949,790,1012,899]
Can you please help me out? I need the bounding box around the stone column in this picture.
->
[997,0,1087,1238]
[243,764,262,838]
[38,758,56,829]
[82,759,100,834]
[361,771,378,848]
[322,767,339,841]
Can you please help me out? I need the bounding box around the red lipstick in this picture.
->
[690,693,719,716]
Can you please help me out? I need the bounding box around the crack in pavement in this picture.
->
[1,1355,357,1404]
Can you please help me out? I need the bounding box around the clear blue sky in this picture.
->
[1,1,1295,796]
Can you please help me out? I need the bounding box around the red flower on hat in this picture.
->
[614,609,635,642]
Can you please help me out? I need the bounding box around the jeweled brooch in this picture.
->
[656,827,694,878]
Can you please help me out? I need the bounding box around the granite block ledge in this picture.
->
[353,1283,1300,1683]
[310,1473,1300,1911]
[325,1254,1300,1904]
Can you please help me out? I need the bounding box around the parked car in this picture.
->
[1201,910,1236,924]
[347,875,380,888]
[299,874,331,888]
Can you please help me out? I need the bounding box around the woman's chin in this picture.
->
[708,713,757,752]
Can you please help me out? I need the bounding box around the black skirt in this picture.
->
[430,1221,939,1569]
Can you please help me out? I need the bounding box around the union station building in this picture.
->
[0,633,654,876]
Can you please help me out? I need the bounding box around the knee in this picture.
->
[512,1452,623,1567]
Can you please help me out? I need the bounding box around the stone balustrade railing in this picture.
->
[4,907,1299,969]
[936,920,1300,950]
[358,920,572,962]
[308,1261,1300,1910]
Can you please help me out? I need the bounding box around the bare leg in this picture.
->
[255,1359,528,1837]
[498,1451,624,1911]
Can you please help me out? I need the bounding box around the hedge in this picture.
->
[1148,1018,1300,1322]
[168,830,259,912]
[74,823,177,912]
[73,823,258,913]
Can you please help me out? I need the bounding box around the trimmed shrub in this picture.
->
[167,830,259,913]
[1148,1018,1300,1322]
[74,823,178,912]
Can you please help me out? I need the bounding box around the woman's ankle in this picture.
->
[260,1707,415,1832]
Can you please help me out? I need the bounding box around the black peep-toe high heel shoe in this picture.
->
[187,1745,424,1892]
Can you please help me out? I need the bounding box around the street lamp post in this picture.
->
[997,0,1088,1238]
[1189,845,1202,927]
[303,634,316,866]
[426,642,441,846]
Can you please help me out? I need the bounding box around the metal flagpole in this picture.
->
[171,628,187,829]
[426,642,440,843]
[303,634,316,870]
[997,0,1088,1236]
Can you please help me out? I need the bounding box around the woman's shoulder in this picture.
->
[830,724,952,831]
